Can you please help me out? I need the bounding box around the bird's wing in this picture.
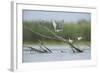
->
[52,20,57,29]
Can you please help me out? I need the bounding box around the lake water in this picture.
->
[22,44,91,62]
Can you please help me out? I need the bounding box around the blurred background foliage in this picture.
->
[23,20,91,44]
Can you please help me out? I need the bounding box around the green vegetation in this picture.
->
[23,20,91,44]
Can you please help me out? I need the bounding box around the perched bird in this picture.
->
[77,37,82,41]
[56,29,61,32]
[68,38,73,43]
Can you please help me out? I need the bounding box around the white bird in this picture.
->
[52,20,57,32]
[56,30,61,32]
[77,37,82,41]
[52,20,62,32]
[68,38,73,43]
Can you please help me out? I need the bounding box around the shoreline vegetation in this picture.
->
[23,20,91,45]
[23,40,90,45]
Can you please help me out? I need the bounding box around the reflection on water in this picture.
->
[22,44,91,62]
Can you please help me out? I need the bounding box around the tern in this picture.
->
[77,37,82,41]
[52,20,63,32]
[68,38,73,43]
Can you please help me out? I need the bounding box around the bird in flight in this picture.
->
[52,20,63,32]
